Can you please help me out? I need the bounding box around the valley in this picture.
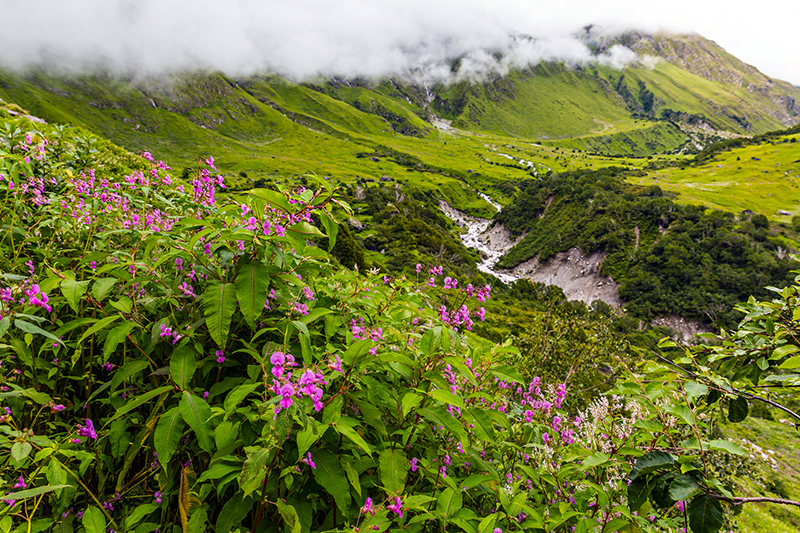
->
[1,27,800,533]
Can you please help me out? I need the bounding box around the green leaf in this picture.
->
[684,381,708,404]
[313,449,351,514]
[170,345,197,390]
[630,451,676,480]
[275,500,302,533]
[235,260,270,328]
[335,419,373,456]
[490,365,525,384]
[627,475,658,512]
[10,441,32,462]
[401,392,424,418]
[773,344,799,358]
[61,277,90,312]
[224,382,260,415]
[91,277,118,302]
[779,355,800,369]
[0,484,72,502]
[343,459,362,496]
[203,283,237,347]
[188,507,208,533]
[379,448,408,495]
[429,387,464,408]
[14,320,64,346]
[666,404,694,426]
[239,446,273,497]
[103,385,174,426]
[154,407,185,467]
[125,504,159,529]
[179,391,215,454]
[0,316,10,339]
[436,488,463,518]
[320,212,339,252]
[81,506,107,533]
[463,408,496,442]
[77,315,122,345]
[104,322,136,356]
[581,452,611,468]
[727,396,749,423]
[461,475,497,490]
[688,494,724,533]
[352,395,387,436]
[669,474,701,501]
[250,188,292,212]
[707,439,747,455]
[419,406,467,445]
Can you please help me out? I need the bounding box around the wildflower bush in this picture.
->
[0,116,787,533]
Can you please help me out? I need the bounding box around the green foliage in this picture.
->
[0,118,682,533]
[496,168,798,328]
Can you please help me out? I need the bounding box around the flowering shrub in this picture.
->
[0,117,775,533]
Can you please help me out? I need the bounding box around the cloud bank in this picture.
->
[0,0,650,83]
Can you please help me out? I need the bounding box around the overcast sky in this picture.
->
[1,0,797,85]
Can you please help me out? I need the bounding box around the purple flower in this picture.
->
[215,349,225,364]
[301,452,316,469]
[13,476,26,489]
[52,404,66,412]
[387,496,403,518]
[77,419,97,441]
[155,491,162,504]
[361,497,375,516]
[410,457,418,472]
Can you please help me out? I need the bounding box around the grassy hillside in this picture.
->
[632,131,800,219]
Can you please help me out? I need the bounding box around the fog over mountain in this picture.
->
[1,0,797,85]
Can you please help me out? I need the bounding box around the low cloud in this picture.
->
[0,0,643,83]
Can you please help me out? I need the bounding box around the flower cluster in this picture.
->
[269,351,327,416]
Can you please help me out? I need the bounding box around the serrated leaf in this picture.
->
[313,449,351,514]
[203,283,237,347]
[335,420,373,455]
[179,391,215,454]
[684,381,708,404]
[379,448,409,495]
[688,494,724,533]
[235,260,270,329]
[154,407,184,468]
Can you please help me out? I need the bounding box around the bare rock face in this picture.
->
[506,248,623,308]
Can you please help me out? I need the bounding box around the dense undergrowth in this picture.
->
[2,113,800,533]
[495,167,799,328]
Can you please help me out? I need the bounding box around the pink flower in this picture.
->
[13,477,26,489]
[361,497,374,516]
[77,419,97,441]
[387,496,403,518]
[301,452,316,469]
[279,383,295,409]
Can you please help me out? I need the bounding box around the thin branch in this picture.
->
[712,494,800,508]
